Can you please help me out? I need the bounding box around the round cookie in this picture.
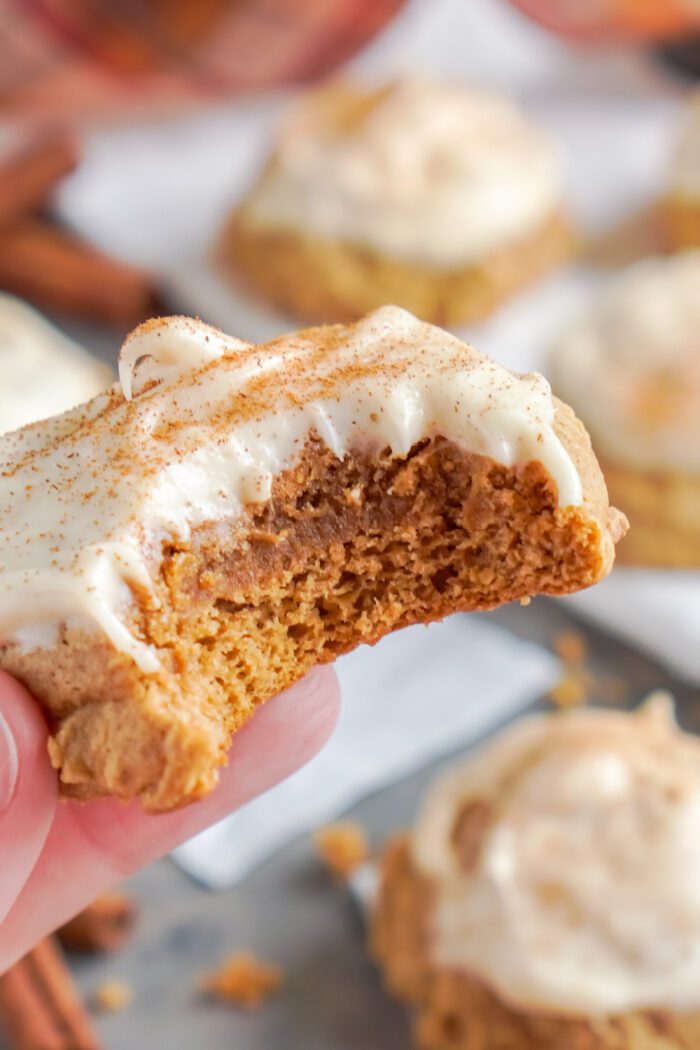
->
[222,77,574,326]
[373,699,700,1049]
[551,252,700,567]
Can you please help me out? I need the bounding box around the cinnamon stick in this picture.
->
[0,937,100,1050]
[0,217,159,327]
[0,134,79,227]
[57,893,137,954]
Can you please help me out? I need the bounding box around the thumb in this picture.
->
[0,673,57,926]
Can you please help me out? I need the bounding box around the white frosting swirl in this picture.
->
[671,90,700,200]
[119,317,248,401]
[243,78,563,267]
[551,252,700,474]
[0,307,580,672]
[412,697,700,1016]
[0,294,110,435]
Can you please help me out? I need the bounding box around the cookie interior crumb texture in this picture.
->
[0,309,625,811]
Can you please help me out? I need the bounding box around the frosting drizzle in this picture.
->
[0,307,581,671]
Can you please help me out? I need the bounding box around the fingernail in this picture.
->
[0,712,18,814]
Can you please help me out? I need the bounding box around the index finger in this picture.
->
[0,666,339,971]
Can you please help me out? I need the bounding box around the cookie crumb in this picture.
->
[92,979,132,1013]
[202,953,282,1008]
[549,670,587,709]
[315,822,369,877]
[553,630,587,666]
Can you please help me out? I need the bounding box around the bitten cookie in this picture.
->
[0,306,624,810]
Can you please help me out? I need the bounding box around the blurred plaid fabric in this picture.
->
[0,0,405,120]
[506,0,700,41]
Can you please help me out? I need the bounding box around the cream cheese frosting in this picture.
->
[551,252,700,474]
[0,306,581,672]
[412,697,700,1017]
[243,78,564,268]
[670,90,700,200]
[0,294,110,435]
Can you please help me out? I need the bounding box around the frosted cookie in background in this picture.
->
[550,252,700,567]
[220,77,574,327]
[0,294,111,435]
[372,697,700,1050]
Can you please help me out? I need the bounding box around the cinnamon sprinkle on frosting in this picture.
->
[0,307,581,671]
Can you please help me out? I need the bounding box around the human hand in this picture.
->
[0,667,340,973]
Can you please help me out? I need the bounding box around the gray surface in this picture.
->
[7,598,693,1050]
